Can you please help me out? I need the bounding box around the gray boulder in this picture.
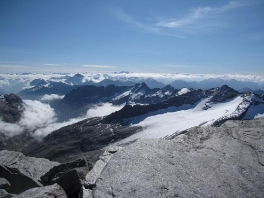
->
[85,118,264,198]
[80,146,121,198]
[41,158,92,198]
[0,189,15,198]
[0,177,11,192]
[0,150,59,194]
[16,183,67,198]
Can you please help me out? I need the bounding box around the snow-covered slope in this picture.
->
[117,93,264,143]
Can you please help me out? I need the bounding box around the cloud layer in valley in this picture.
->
[0,100,125,138]
[86,103,125,118]
[0,100,57,137]
[40,94,65,101]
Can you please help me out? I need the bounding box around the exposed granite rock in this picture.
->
[0,177,11,192]
[84,146,120,188]
[41,159,92,198]
[79,147,120,198]
[78,186,92,198]
[0,150,59,194]
[16,183,67,198]
[85,118,264,198]
[0,189,15,198]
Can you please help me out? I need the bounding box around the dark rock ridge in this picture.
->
[23,117,142,163]
[54,82,178,121]
[105,85,239,122]
[0,150,94,197]
[0,93,24,123]
[82,117,264,198]
[41,159,92,198]
[0,132,35,153]
[18,80,77,100]
[65,73,85,85]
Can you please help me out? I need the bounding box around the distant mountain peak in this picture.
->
[162,85,174,91]
[72,73,84,78]
[30,79,47,86]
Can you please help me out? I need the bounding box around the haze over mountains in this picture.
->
[1,72,264,95]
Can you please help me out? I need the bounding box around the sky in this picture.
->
[0,0,264,74]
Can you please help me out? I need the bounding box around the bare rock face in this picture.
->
[0,150,59,194]
[0,189,15,198]
[41,158,93,198]
[85,118,264,198]
[0,177,11,192]
[0,93,24,123]
[16,183,67,198]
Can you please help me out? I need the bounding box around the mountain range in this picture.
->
[1,82,264,161]
[1,73,264,197]
[1,72,264,96]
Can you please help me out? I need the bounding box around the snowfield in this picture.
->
[117,96,250,144]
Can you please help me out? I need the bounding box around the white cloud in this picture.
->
[41,94,64,101]
[0,100,57,137]
[45,64,61,66]
[156,1,251,31]
[83,65,116,68]
[19,100,57,131]
[33,117,84,138]
[86,103,125,118]
[33,103,125,138]
[112,8,184,38]
[113,8,159,33]
[0,119,24,137]
[254,113,264,119]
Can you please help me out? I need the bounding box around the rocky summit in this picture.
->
[82,117,264,198]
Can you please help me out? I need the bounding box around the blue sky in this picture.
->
[0,0,264,74]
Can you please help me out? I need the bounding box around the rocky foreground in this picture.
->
[0,117,264,197]
[82,118,264,198]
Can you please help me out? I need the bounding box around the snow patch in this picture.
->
[113,90,131,100]
[178,88,190,95]
[255,113,264,119]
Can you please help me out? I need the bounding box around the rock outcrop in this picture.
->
[83,117,264,198]
[0,150,59,194]
[41,158,93,198]
[16,183,67,198]
[0,177,11,192]
[79,146,120,198]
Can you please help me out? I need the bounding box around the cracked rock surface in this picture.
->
[0,150,59,194]
[16,183,67,198]
[87,118,264,198]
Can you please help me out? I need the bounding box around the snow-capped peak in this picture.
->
[177,88,190,95]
